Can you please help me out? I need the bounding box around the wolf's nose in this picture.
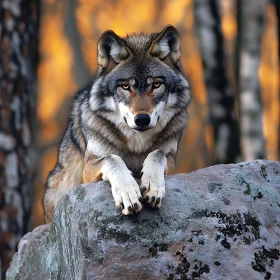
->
[134,114,150,127]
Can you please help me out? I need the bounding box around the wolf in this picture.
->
[43,25,191,223]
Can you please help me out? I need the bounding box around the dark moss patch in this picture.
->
[253,192,263,201]
[191,210,261,245]
[244,185,251,195]
[243,213,260,227]
[101,226,136,243]
[106,228,134,243]
[221,238,231,249]
[257,192,263,199]
[251,246,280,273]
[265,272,272,280]
[92,215,137,244]
[149,247,158,257]
[158,243,168,251]
[191,261,210,278]
[175,251,191,277]
[241,178,251,195]
[148,243,168,257]
[214,261,221,266]
[207,182,222,193]
[243,236,253,245]
[260,166,270,182]
[166,249,210,279]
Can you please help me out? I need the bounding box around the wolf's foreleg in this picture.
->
[140,149,168,208]
[83,154,143,215]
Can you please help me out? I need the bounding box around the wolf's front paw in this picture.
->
[111,178,143,215]
[140,172,165,208]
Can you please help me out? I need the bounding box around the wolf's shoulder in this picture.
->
[73,83,94,103]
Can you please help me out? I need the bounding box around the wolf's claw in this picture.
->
[140,173,165,208]
[112,177,143,215]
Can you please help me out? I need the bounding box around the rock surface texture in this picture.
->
[6,160,280,280]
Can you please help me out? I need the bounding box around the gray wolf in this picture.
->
[43,25,191,223]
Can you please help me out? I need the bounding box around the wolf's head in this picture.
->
[90,25,190,134]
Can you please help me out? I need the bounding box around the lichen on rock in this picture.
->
[6,160,280,279]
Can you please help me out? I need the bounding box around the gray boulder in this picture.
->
[6,160,280,280]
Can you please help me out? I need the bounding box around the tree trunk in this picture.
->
[63,0,92,88]
[0,0,39,276]
[273,0,279,60]
[272,0,280,158]
[235,0,266,160]
[194,0,240,164]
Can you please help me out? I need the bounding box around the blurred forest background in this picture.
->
[0,0,279,276]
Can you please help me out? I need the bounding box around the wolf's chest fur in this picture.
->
[85,115,177,174]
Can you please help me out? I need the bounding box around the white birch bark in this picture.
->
[272,0,280,157]
[194,0,240,164]
[236,0,267,160]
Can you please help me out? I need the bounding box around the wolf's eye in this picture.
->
[153,81,162,89]
[122,84,130,90]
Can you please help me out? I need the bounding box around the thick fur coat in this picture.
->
[43,25,191,223]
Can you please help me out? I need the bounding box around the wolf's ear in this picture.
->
[150,25,181,64]
[98,30,129,68]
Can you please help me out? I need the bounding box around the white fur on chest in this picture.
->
[125,129,154,153]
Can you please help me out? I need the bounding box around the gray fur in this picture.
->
[43,25,191,222]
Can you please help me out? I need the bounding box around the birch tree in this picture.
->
[194,0,240,164]
[272,0,280,157]
[0,0,38,276]
[235,0,266,160]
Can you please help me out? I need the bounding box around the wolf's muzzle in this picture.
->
[134,114,150,128]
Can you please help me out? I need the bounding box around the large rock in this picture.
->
[6,160,280,280]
